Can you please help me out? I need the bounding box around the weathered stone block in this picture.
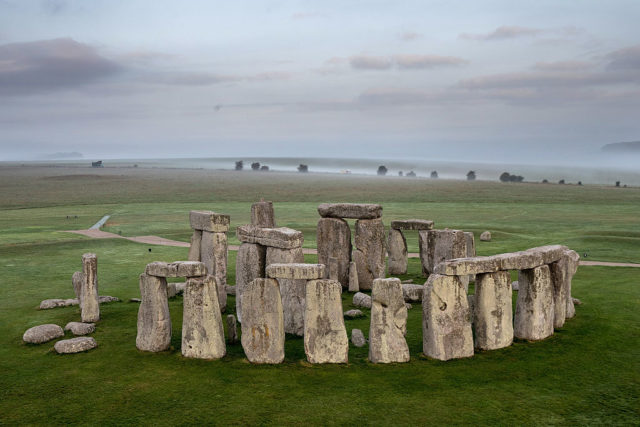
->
[72,271,83,300]
[387,228,408,275]
[550,249,580,325]
[514,265,554,341]
[480,231,491,241]
[265,263,325,280]
[241,278,285,364]
[182,275,226,359]
[422,274,474,360]
[266,247,305,336]
[351,329,366,347]
[316,218,351,287]
[189,210,230,232]
[226,314,238,343]
[54,337,97,354]
[251,200,276,228]
[348,261,359,292]
[344,309,364,318]
[64,322,95,336]
[354,218,386,290]
[369,278,409,363]
[402,283,423,303]
[419,230,467,276]
[434,256,500,276]
[145,261,207,278]
[473,271,513,350]
[200,231,228,311]
[353,292,372,309]
[318,203,382,219]
[187,230,202,261]
[237,225,303,249]
[136,274,171,352]
[493,251,544,271]
[23,324,64,344]
[304,280,349,364]
[390,219,434,231]
[81,253,100,323]
[235,243,266,323]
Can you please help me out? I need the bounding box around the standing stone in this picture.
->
[328,256,340,282]
[235,243,266,323]
[187,230,202,261]
[81,253,100,323]
[304,280,349,364]
[550,249,580,325]
[266,246,305,336]
[251,200,276,228]
[422,274,474,360]
[420,229,467,275]
[200,230,228,312]
[182,275,226,359]
[402,283,423,303]
[348,261,359,292]
[317,218,351,287]
[387,229,408,275]
[480,231,491,241]
[72,271,84,300]
[241,278,285,364]
[189,210,230,233]
[351,329,366,347]
[473,271,513,350]
[514,265,554,341]
[354,218,386,290]
[418,231,429,277]
[369,278,409,363]
[136,274,171,352]
[318,203,382,219]
[227,314,238,343]
[465,231,476,284]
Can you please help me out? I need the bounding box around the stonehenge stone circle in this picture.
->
[241,278,285,364]
[316,217,351,287]
[354,218,386,290]
[304,279,349,364]
[422,274,474,360]
[251,200,276,228]
[266,246,306,336]
[235,243,266,323]
[23,324,64,344]
[351,329,366,347]
[182,275,226,360]
[136,273,172,352]
[318,203,382,219]
[473,271,513,350]
[369,278,410,363]
[64,322,95,336]
[514,265,554,341]
[265,263,325,280]
[54,337,97,354]
[387,228,408,275]
[81,253,100,323]
[237,225,304,249]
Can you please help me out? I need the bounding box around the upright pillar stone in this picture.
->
[201,230,228,311]
[354,218,386,290]
[387,229,408,275]
[418,231,429,277]
[317,217,351,287]
[551,249,580,322]
[473,271,513,350]
[235,243,266,323]
[136,273,171,352]
[422,274,474,360]
[241,278,285,364]
[266,246,305,336]
[514,265,554,341]
[464,231,476,284]
[72,271,83,300]
[81,253,100,323]
[182,275,226,359]
[304,280,348,364]
[348,261,359,292]
[188,230,202,261]
[419,229,467,277]
[369,278,409,363]
[251,200,276,228]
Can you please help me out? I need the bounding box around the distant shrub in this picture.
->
[500,172,524,182]
[407,171,416,177]
[398,171,403,177]
[542,179,548,183]
[467,170,476,181]
[430,171,438,179]
[578,181,582,186]
[260,165,269,171]
[377,165,388,176]
[615,181,620,187]
[251,162,260,171]
[559,179,565,184]
[235,161,243,171]
[298,164,309,173]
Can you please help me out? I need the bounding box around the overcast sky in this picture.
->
[0,0,639,163]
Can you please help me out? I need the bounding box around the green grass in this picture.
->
[0,165,639,425]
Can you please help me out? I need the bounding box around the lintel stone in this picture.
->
[189,210,230,232]
[317,203,382,219]
[266,263,325,280]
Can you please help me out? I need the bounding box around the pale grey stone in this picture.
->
[465,231,476,283]
[492,251,544,271]
[145,261,207,278]
[435,256,501,276]
[531,245,568,265]
[54,337,97,354]
[418,230,429,277]
[514,265,554,341]
[351,329,366,347]
[189,210,230,232]
[23,324,64,344]
[167,283,177,298]
[130,298,141,303]
[81,253,100,323]
[241,278,285,364]
[98,295,120,304]
[369,278,409,363]
[551,249,580,322]
[402,283,423,303]
[419,230,467,276]
[266,246,305,336]
[227,314,238,343]
[354,218,386,290]
[328,256,339,282]
[348,261,359,292]
[251,200,276,228]
[480,231,491,241]
[64,322,95,336]
[405,303,413,310]
[200,231,228,311]
[175,282,186,294]
[304,280,349,364]
[237,225,304,249]
[422,274,474,361]
[136,274,171,352]
[317,203,382,219]
[467,294,475,316]
[182,275,226,359]
[390,219,434,231]
[511,281,519,291]
[235,243,266,323]
[265,263,325,280]
[352,292,372,309]
[473,271,513,350]
[316,218,351,287]
[187,230,202,261]
[225,285,236,295]
[39,299,68,309]
[72,271,83,299]
[387,228,408,275]
[344,309,364,319]
[572,297,582,305]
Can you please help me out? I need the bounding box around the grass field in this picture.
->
[0,164,639,425]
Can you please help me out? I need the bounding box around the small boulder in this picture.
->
[572,297,582,306]
[54,337,97,354]
[64,322,95,336]
[23,324,64,344]
[344,309,364,319]
[352,292,372,309]
[480,231,491,242]
[98,296,120,304]
[351,329,366,347]
[511,281,519,291]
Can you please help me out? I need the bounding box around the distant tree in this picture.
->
[235,160,243,171]
[260,165,269,171]
[377,165,388,176]
[542,179,548,183]
[297,164,309,173]
[133,164,138,168]
[512,175,524,182]
[578,181,583,186]
[500,172,511,182]
[398,171,403,177]
[430,170,438,179]
[251,162,260,171]
[407,171,416,177]
[559,179,565,185]
[467,170,476,181]
[615,181,621,187]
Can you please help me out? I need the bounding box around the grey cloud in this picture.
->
[399,31,422,41]
[41,0,68,15]
[393,54,467,69]
[291,12,325,20]
[460,25,543,40]
[0,38,121,96]
[532,61,594,71]
[145,72,241,86]
[606,44,640,70]
[349,55,392,70]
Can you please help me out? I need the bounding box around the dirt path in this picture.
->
[64,229,640,267]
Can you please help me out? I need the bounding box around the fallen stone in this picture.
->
[405,303,413,310]
[241,278,285,364]
[480,231,491,241]
[251,200,276,228]
[235,243,266,323]
[98,295,120,304]
[369,278,409,363]
[64,322,95,336]
[265,263,325,280]
[387,228,408,275]
[348,261,359,292]
[237,225,304,249]
[434,256,500,276]
[344,309,364,319]
[572,297,582,306]
[227,314,238,343]
[54,337,97,354]
[187,229,202,261]
[136,274,171,352]
[353,292,372,309]
[200,231,228,311]
[39,299,70,309]
[145,261,207,278]
[81,253,100,323]
[402,283,423,303]
[419,229,467,276]
[189,210,230,232]
[72,271,83,300]
[23,324,64,344]
[390,219,434,231]
[354,218,386,290]
[473,271,513,350]
[130,298,141,303]
[401,279,414,284]
[225,285,236,295]
[182,275,226,359]
[266,247,305,336]
[316,218,351,286]
[422,274,474,361]
[317,203,382,219]
[514,265,554,341]
[351,329,366,347]
[304,280,349,364]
